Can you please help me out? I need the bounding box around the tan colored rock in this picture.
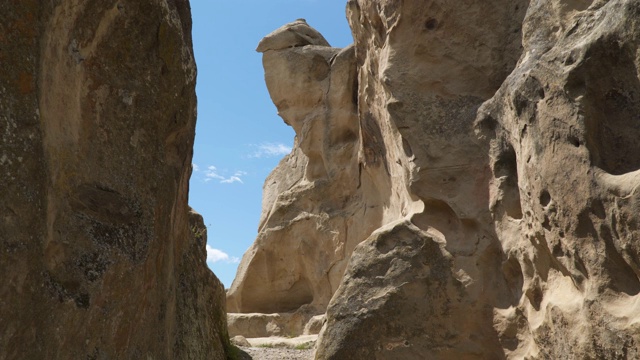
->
[0,1,227,359]
[231,335,252,348]
[303,314,325,335]
[176,210,230,359]
[233,1,640,358]
[318,221,499,359]
[477,0,640,356]
[318,0,640,359]
[228,307,322,338]
[256,18,330,52]
[227,20,381,316]
[315,0,528,354]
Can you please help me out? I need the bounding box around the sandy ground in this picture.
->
[237,347,314,360]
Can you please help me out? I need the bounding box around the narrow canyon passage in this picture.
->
[3,1,640,360]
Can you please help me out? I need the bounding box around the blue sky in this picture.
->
[188,0,353,288]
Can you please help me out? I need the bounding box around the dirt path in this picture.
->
[236,346,314,360]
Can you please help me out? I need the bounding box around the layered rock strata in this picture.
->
[232,0,640,359]
[0,1,228,359]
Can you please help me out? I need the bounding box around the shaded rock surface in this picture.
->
[0,1,228,359]
[232,0,640,359]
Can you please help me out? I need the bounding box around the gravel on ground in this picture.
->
[236,346,314,360]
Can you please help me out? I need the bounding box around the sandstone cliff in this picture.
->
[0,1,228,359]
[230,1,640,359]
[227,19,375,316]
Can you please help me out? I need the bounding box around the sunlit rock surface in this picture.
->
[227,19,374,316]
[231,1,640,359]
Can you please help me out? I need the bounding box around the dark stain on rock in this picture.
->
[70,184,138,225]
[43,271,91,309]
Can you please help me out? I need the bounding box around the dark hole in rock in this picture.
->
[424,18,438,30]
[568,135,581,147]
[526,284,543,311]
[476,113,497,134]
[540,190,551,207]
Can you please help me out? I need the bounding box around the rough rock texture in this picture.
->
[228,311,325,338]
[317,0,640,359]
[232,0,640,359]
[0,1,228,359]
[227,19,380,315]
[316,0,530,358]
[175,210,230,359]
[476,0,640,357]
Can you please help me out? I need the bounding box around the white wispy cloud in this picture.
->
[249,142,292,158]
[202,166,246,184]
[191,164,247,184]
[220,171,247,184]
[221,176,243,184]
[206,245,240,264]
[204,165,224,181]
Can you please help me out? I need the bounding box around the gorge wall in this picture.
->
[0,1,228,359]
[229,0,640,359]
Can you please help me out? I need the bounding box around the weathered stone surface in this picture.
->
[256,18,330,52]
[0,1,227,359]
[318,221,506,359]
[228,307,322,338]
[303,314,325,335]
[316,0,528,358]
[231,335,252,348]
[227,20,380,316]
[175,210,230,359]
[233,0,640,358]
[476,0,640,357]
[317,0,640,359]
[245,335,317,350]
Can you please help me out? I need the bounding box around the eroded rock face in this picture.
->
[0,1,228,359]
[226,19,381,315]
[477,0,640,357]
[317,0,529,358]
[317,0,640,359]
[232,0,640,358]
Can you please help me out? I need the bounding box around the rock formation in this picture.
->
[0,1,228,359]
[227,19,378,316]
[231,0,640,359]
[317,0,529,358]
